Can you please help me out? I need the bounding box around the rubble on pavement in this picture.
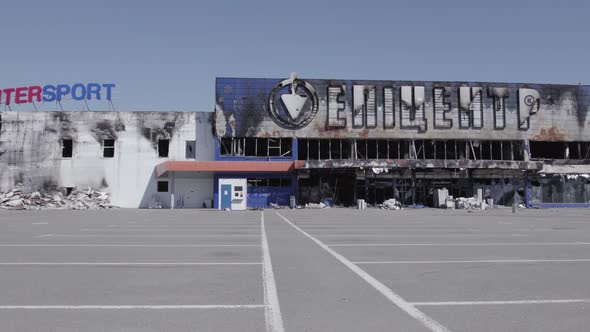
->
[0,187,113,210]
[381,198,402,210]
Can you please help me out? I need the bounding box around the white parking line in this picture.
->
[0,244,259,247]
[0,305,266,310]
[353,259,590,264]
[261,211,285,332]
[411,299,590,306]
[315,234,522,238]
[0,262,262,266]
[329,242,590,247]
[276,212,450,332]
[36,234,258,238]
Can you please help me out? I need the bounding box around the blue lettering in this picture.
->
[56,84,71,101]
[71,83,87,101]
[42,85,57,102]
[86,83,102,100]
[102,83,115,100]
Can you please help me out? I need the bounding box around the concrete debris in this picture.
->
[270,203,286,209]
[0,188,113,210]
[382,198,402,210]
[305,202,327,209]
[454,196,487,210]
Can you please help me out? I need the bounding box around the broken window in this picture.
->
[158,139,170,158]
[530,141,566,159]
[435,141,445,159]
[157,180,169,192]
[280,139,292,157]
[530,141,590,160]
[388,140,400,159]
[356,140,367,159]
[185,141,196,159]
[512,141,524,160]
[103,139,115,158]
[319,140,330,160]
[341,140,351,159]
[61,139,73,158]
[221,138,293,158]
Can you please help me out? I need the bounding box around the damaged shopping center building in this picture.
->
[1,75,590,209]
[212,75,590,209]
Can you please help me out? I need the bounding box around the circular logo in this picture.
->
[268,75,319,130]
[524,95,535,107]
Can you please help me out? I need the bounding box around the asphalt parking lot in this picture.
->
[0,208,589,331]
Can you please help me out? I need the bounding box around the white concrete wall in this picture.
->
[0,111,215,208]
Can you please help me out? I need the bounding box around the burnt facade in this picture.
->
[215,76,590,208]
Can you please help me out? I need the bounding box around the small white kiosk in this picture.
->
[218,178,247,210]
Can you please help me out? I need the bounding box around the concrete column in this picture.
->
[170,172,175,209]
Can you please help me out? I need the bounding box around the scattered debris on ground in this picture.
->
[381,198,403,210]
[0,187,113,210]
[306,202,327,209]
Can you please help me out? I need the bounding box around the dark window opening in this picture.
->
[491,141,502,160]
[185,141,196,159]
[530,141,566,159]
[481,141,491,160]
[65,187,74,196]
[530,141,590,160]
[400,140,411,159]
[319,139,330,160]
[103,139,115,158]
[435,141,446,159]
[357,140,367,159]
[512,141,524,161]
[341,140,351,159]
[445,140,457,159]
[157,180,169,192]
[158,139,170,158]
[62,139,73,158]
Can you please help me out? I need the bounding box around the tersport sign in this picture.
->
[0,83,116,105]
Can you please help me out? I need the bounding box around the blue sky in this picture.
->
[1,0,588,111]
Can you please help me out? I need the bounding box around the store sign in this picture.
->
[0,83,116,105]
[268,73,319,129]
[216,77,590,140]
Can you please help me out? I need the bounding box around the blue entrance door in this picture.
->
[220,184,232,210]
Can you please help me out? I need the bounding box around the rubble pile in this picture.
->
[382,198,402,210]
[0,187,112,210]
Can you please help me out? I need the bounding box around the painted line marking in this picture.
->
[31,222,49,225]
[276,212,450,332]
[0,244,259,247]
[329,242,590,247]
[411,299,590,306]
[79,228,259,232]
[314,234,520,238]
[261,211,285,332]
[0,305,266,310]
[353,259,590,264]
[0,262,262,267]
[36,234,258,238]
